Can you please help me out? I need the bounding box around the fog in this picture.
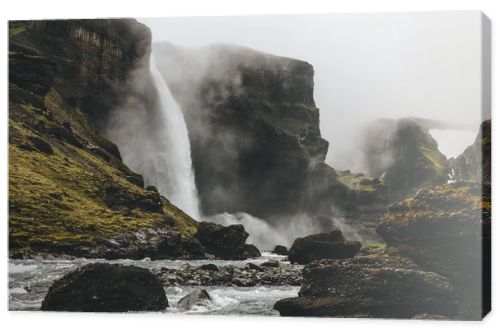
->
[139,12,484,172]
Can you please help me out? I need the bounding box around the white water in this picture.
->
[107,55,201,219]
[9,254,299,314]
[148,55,201,218]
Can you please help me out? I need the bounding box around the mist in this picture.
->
[139,12,484,173]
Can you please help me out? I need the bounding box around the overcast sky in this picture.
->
[139,12,484,170]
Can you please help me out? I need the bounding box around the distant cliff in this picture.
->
[153,43,387,224]
[9,20,198,258]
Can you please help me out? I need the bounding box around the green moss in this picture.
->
[336,170,377,192]
[418,145,447,175]
[366,243,387,250]
[9,26,26,38]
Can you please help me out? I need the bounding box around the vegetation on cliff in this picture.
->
[8,20,198,258]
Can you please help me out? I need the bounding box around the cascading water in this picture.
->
[107,54,200,219]
[148,55,201,219]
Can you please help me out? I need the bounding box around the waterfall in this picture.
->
[107,54,201,219]
[148,55,201,219]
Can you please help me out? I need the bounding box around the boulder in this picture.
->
[273,245,288,255]
[288,230,361,264]
[155,233,206,260]
[177,289,211,311]
[274,248,458,318]
[377,182,490,319]
[41,263,168,312]
[261,260,280,268]
[199,263,219,271]
[194,222,261,260]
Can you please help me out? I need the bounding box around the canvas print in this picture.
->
[8,12,491,319]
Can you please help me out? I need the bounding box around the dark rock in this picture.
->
[377,182,489,320]
[177,289,211,311]
[360,118,448,203]
[28,136,53,154]
[155,233,206,260]
[194,222,261,260]
[288,230,361,264]
[199,263,219,271]
[261,260,280,268]
[273,245,288,255]
[449,120,491,184]
[41,263,168,312]
[146,185,158,193]
[246,262,264,271]
[153,42,386,225]
[274,248,458,318]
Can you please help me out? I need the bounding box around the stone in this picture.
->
[176,289,211,311]
[41,263,168,312]
[274,248,458,318]
[273,245,288,255]
[288,230,361,264]
[194,222,261,260]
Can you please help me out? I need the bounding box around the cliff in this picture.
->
[361,118,448,203]
[8,19,198,258]
[449,120,491,184]
[153,43,387,225]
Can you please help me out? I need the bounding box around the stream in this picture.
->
[9,252,300,315]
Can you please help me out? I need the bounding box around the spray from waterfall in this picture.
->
[107,54,201,219]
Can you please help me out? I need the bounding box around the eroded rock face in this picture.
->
[41,263,168,312]
[152,43,387,226]
[288,230,361,264]
[377,182,490,319]
[361,118,448,203]
[194,222,261,260]
[449,120,491,184]
[274,248,458,318]
[8,20,201,259]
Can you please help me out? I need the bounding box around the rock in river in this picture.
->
[41,263,168,312]
[288,230,361,264]
[273,245,288,255]
[177,289,212,311]
[194,221,261,260]
[274,248,458,318]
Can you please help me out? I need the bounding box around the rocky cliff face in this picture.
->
[153,43,387,226]
[361,118,448,203]
[449,120,491,184]
[8,19,198,258]
[377,182,490,319]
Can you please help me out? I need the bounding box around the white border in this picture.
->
[1,1,497,333]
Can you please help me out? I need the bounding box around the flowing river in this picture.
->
[9,252,300,315]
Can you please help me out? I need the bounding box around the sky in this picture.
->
[139,12,484,171]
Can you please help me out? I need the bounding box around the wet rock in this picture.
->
[273,245,288,255]
[155,262,302,287]
[194,222,261,260]
[177,289,211,311]
[28,136,53,154]
[288,230,361,264]
[274,248,458,318]
[41,263,168,312]
[377,182,490,320]
[246,263,264,271]
[199,263,219,271]
[155,233,206,260]
[261,260,280,268]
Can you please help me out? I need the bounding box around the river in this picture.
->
[9,252,300,315]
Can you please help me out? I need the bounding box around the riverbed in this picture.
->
[9,252,300,315]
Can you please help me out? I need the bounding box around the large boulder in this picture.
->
[288,230,361,264]
[194,222,261,260]
[177,289,211,311]
[377,182,490,319]
[41,263,168,312]
[274,248,458,318]
[273,245,288,255]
